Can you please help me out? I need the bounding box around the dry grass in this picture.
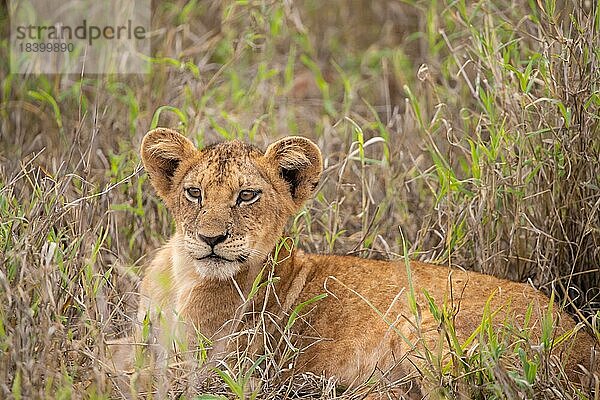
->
[0,0,599,398]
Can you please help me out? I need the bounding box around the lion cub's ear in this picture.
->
[265,136,323,207]
[141,128,197,198]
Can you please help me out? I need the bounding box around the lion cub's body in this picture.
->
[141,242,596,387]
[133,128,598,394]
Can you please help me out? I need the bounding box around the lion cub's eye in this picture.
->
[185,187,202,203]
[237,189,261,205]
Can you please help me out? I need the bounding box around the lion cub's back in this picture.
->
[293,254,596,384]
[298,254,553,339]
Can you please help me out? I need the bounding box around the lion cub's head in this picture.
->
[141,128,323,280]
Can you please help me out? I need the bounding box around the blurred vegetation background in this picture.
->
[0,0,598,398]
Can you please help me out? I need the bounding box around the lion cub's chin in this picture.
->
[195,258,242,280]
[174,251,242,281]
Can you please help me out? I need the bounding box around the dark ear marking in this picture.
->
[281,167,300,197]
[265,136,323,207]
[157,158,181,181]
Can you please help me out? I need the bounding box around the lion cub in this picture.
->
[133,128,597,394]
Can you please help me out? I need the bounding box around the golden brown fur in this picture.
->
[115,128,598,395]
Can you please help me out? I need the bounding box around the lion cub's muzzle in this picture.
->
[183,231,249,264]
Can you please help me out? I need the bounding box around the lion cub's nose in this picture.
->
[198,232,228,248]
